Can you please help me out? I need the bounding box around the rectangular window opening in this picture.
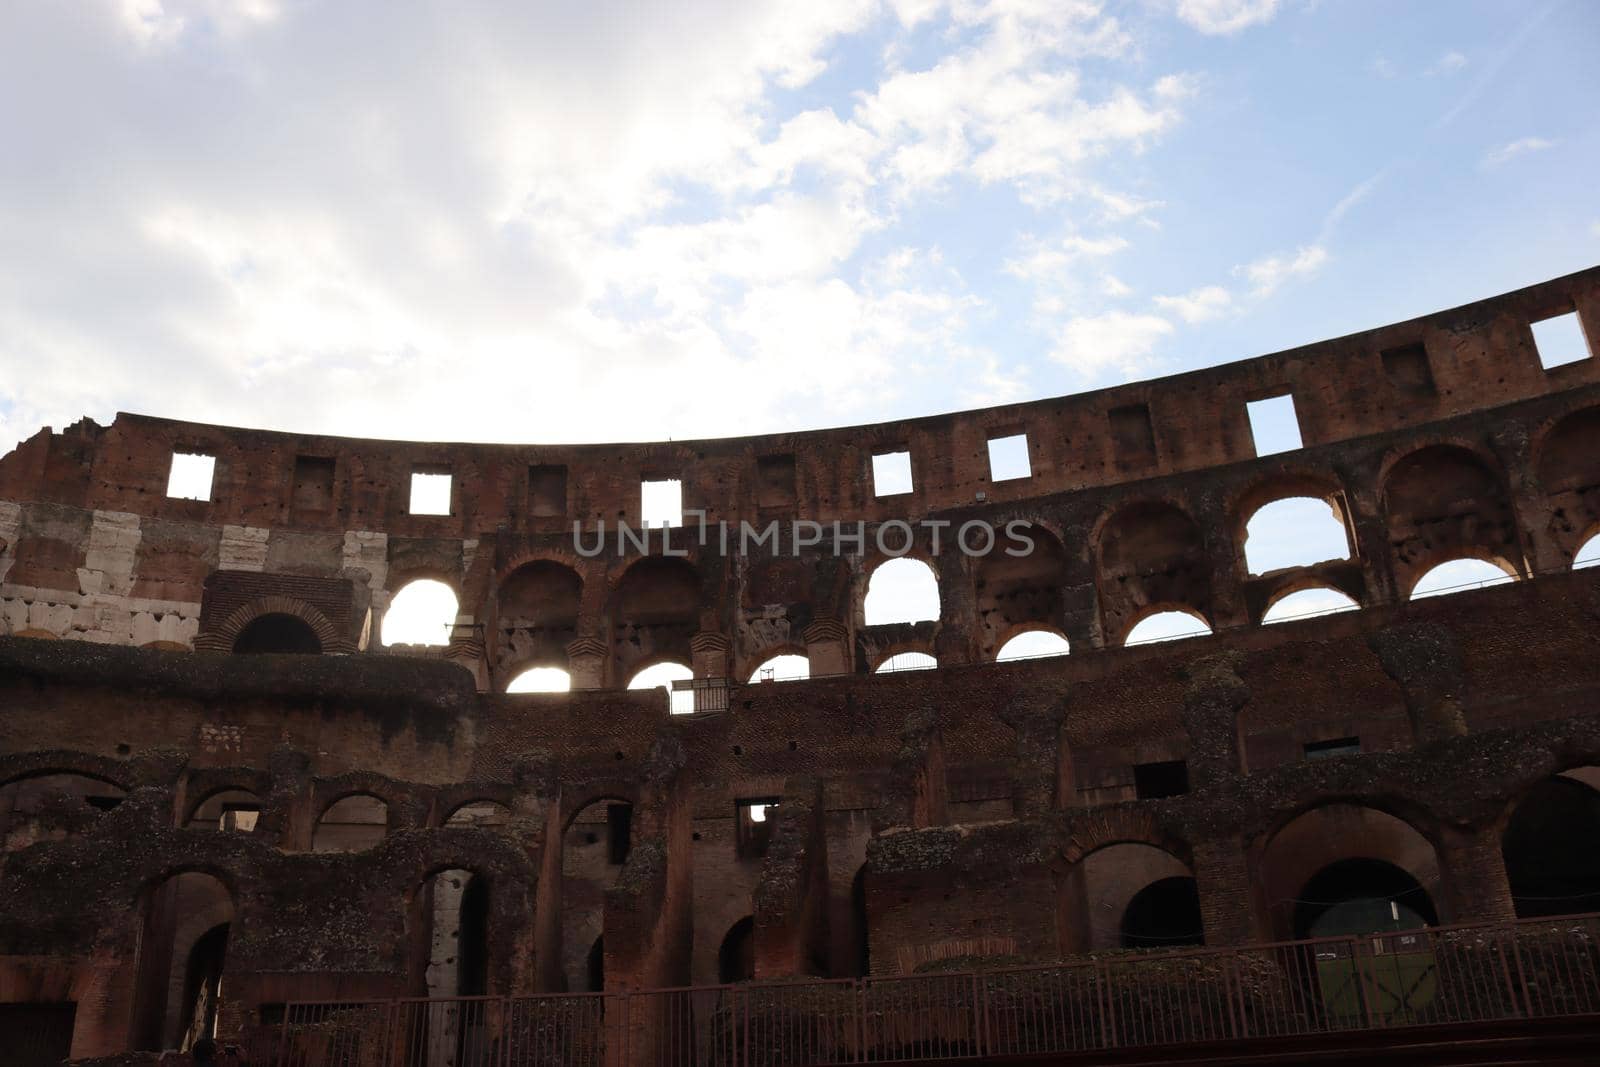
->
[871,450,913,497]
[757,453,798,510]
[641,478,683,527]
[1531,311,1592,370]
[1380,343,1436,396]
[1133,759,1189,800]
[607,803,633,865]
[1246,393,1304,457]
[529,464,568,518]
[291,455,336,514]
[409,469,452,515]
[1108,403,1156,465]
[736,798,780,858]
[166,452,215,501]
[986,432,1032,482]
[1304,737,1361,761]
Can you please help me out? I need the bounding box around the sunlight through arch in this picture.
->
[630,661,695,714]
[382,579,458,646]
[996,630,1070,661]
[1244,497,1350,575]
[506,666,572,693]
[875,651,937,673]
[1262,587,1359,624]
[864,558,940,626]
[1125,610,1211,645]
[1410,558,1516,599]
[748,654,809,683]
[1575,534,1600,570]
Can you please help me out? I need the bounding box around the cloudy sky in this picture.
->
[1,0,1595,454]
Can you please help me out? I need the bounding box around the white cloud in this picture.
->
[1238,245,1328,297]
[1102,274,1133,298]
[1051,311,1173,375]
[1427,50,1468,75]
[1482,136,1556,168]
[0,1,1203,453]
[1154,285,1232,323]
[1174,0,1280,36]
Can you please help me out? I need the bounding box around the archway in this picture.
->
[875,651,937,673]
[748,653,810,683]
[849,866,869,978]
[1409,557,1516,599]
[612,556,699,680]
[1125,608,1211,645]
[1097,500,1211,642]
[1072,843,1198,951]
[718,916,755,984]
[1294,859,1437,939]
[586,935,605,992]
[1,772,125,847]
[1244,497,1352,576]
[507,666,573,693]
[973,524,1067,657]
[629,661,694,714]
[497,561,583,674]
[132,872,234,1052]
[1502,774,1600,918]
[382,579,458,647]
[232,613,321,654]
[562,798,633,992]
[864,558,940,626]
[1121,877,1204,948]
[417,869,491,1062]
[1383,444,1521,593]
[1536,406,1600,563]
[1573,532,1600,569]
[183,788,261,832]
[1256,804,1441,942]
[445,800,512,830]
[995,629,1070,661]
[1261,586,1360,624]
[312,794,389,852]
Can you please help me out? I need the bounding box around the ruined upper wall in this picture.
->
[2,268,1597,534]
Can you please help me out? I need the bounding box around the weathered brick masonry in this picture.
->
[1,268,1598,1059]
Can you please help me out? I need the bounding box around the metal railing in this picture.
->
[246,913,1600,1066]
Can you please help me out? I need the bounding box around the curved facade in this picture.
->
[2,268,1600,1062]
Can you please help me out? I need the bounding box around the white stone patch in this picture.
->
[219,525,270,571]
[342,530,389,605]
[0,501,21,585]
[78,510,141,596]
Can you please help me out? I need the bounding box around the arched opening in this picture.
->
[1536,406,1600,563]
[1294,858,1437,939]
[629,661,694,714]
[1,772,125,848]
[1257,804,1441,942]
[311,794,389,852]
[1573,532,1600,569]
[875,651,937,673]
[1502,774,1600,918]
[183,788,261,832]
[1244,497,1351,576]
[586,935,605,992]
[132,871,233,1052]
[1125,609,1212,645]
[1120,877,1204,948]
[232,613,321,654]
[1384,445,1521,594]
[748,653,810,682]
[562,798,632,992]
[1409,557,1516,599]
[718,916,756,984]
[973,524,1067,657]
[444,800,512,830]
[1097,501,1212,642]
[382,579,458,647]
[506,666,573,693]
[417,868,491,1061]
[1072,843,1198,951]
[863,558,940,626]
[1261,586,1360,624]
[612,556,699,681]
[995,629,1070,661]
[497,561,583,674]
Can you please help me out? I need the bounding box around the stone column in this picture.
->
[1192,838,1262,946]
[1368,622,1470,743]
[1181,653,1249,783]
[802,617,851,677]
[565,636,607,690]
[1437,823,1518,924]
[998,692,1071,815]
[1490,425,1566,575]
[875,708,947,832]
[689,630,730,679]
